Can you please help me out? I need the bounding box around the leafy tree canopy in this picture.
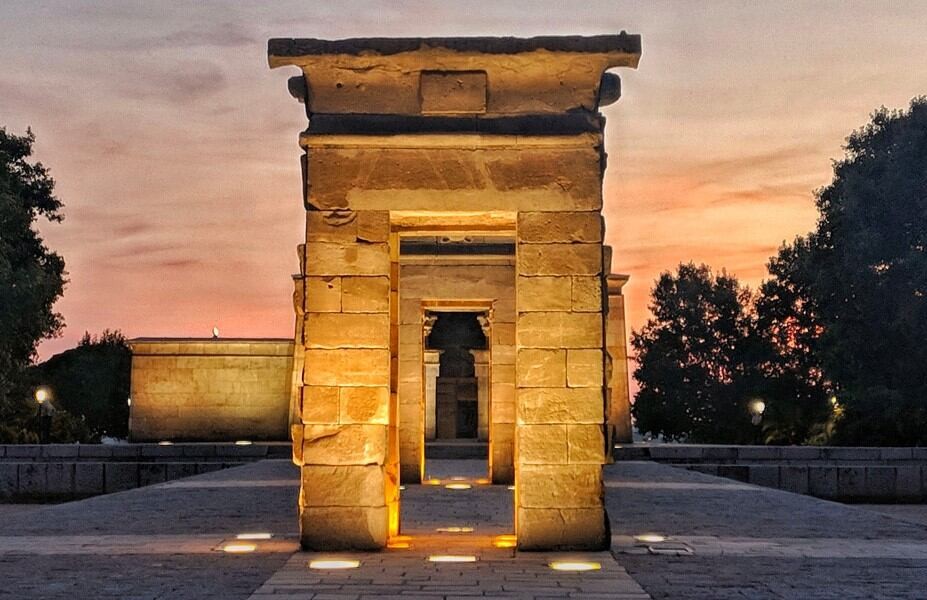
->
[28,330,131,440]
[631,263,757,443]
[780,97,927,444]
[0,127,66,430]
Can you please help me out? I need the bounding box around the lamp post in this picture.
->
[749,399,766,427]
[34,387,54,444]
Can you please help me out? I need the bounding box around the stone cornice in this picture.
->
[268,34,641,117]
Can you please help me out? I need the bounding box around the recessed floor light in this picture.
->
[549,561,601,572]
[236,533,272,540]
[428,555,477,563]
[445,483,472,490]
[235,440,252,446]
[222,543,256,553]
[308,559,360,570]
[158,441,173,446]
[634,533,667,544]
[492,534,517,548]
[436,526,474,533]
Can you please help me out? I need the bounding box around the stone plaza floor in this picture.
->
[1,458,926,599]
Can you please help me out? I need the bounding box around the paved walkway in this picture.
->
[607,461,927,599]
[1,457,926,598]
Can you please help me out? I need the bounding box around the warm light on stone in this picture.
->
[549,561,601,572]
[236,533,273,540]
[308,559,361,570]
[428,555,477,563]
[222,543,256,553]
[493,534,517,548]
[634,533,667,543]
[445,483,472,490]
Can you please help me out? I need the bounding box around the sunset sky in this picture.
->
[3,1,927,365]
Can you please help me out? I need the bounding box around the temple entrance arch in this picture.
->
[273,33,642,552]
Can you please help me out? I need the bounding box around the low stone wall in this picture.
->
[129,338,294,442]
[0,443,291,501]
[615,444,927,502]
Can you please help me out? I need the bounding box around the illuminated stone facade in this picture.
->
[271,34,641,552]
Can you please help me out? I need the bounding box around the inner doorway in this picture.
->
[426,312,486,440]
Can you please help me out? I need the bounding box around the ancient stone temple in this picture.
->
[269,33,641,551]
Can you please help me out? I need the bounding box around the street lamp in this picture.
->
[749,399,766,426]
[34,386,54,444]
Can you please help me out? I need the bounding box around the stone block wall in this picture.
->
[129,340,293,441]
[292,209,397,550]
[515,209,608,550]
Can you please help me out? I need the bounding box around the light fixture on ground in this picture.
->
[387,535,411,549]
[235,440,253,446]
[428,555,477,563]
[222,542,256,553]
[634,533,667,543]
[445,482,471,490]
[308,559,360,570]
[436,526,474,533]
[549,561,601,572]
[492,534,517,548]
[507,485,515,491]
[158,440,173,446]
[236,532,273,540]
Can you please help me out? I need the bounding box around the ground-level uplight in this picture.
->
[634,533,667,544]
[235,440,253,446]
[428,555,477,563]
[424,478,442,485]
[445,483,471,490]
[387,535,411,549]
[492,534,517,548]
[236,532,272,540]
[507,485,515,491]
[549,560,601,572]
[436,526,474,533]
[308,559,360,570]
[158,441,173,446]
[222,543,256,553]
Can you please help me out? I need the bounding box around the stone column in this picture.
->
[293,209,394,550]
[606,274,633,446]
[470,349,490,441]
[423,350,441,440]
[515,210,608,551]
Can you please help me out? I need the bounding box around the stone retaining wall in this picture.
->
[615,444,927,502]
[0,443,291,462]
[0,443,291,502]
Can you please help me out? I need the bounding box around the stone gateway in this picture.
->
[269,34,641,551]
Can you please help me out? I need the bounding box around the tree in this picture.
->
[28,330,131,440]
[754,239,833,444]
[771,98,927,444]
[631,263,758,442]
[0,127,66,438]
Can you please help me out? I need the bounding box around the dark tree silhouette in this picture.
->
[0,128,66,441]
[631,263,757,442]
[770,98,927,444]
